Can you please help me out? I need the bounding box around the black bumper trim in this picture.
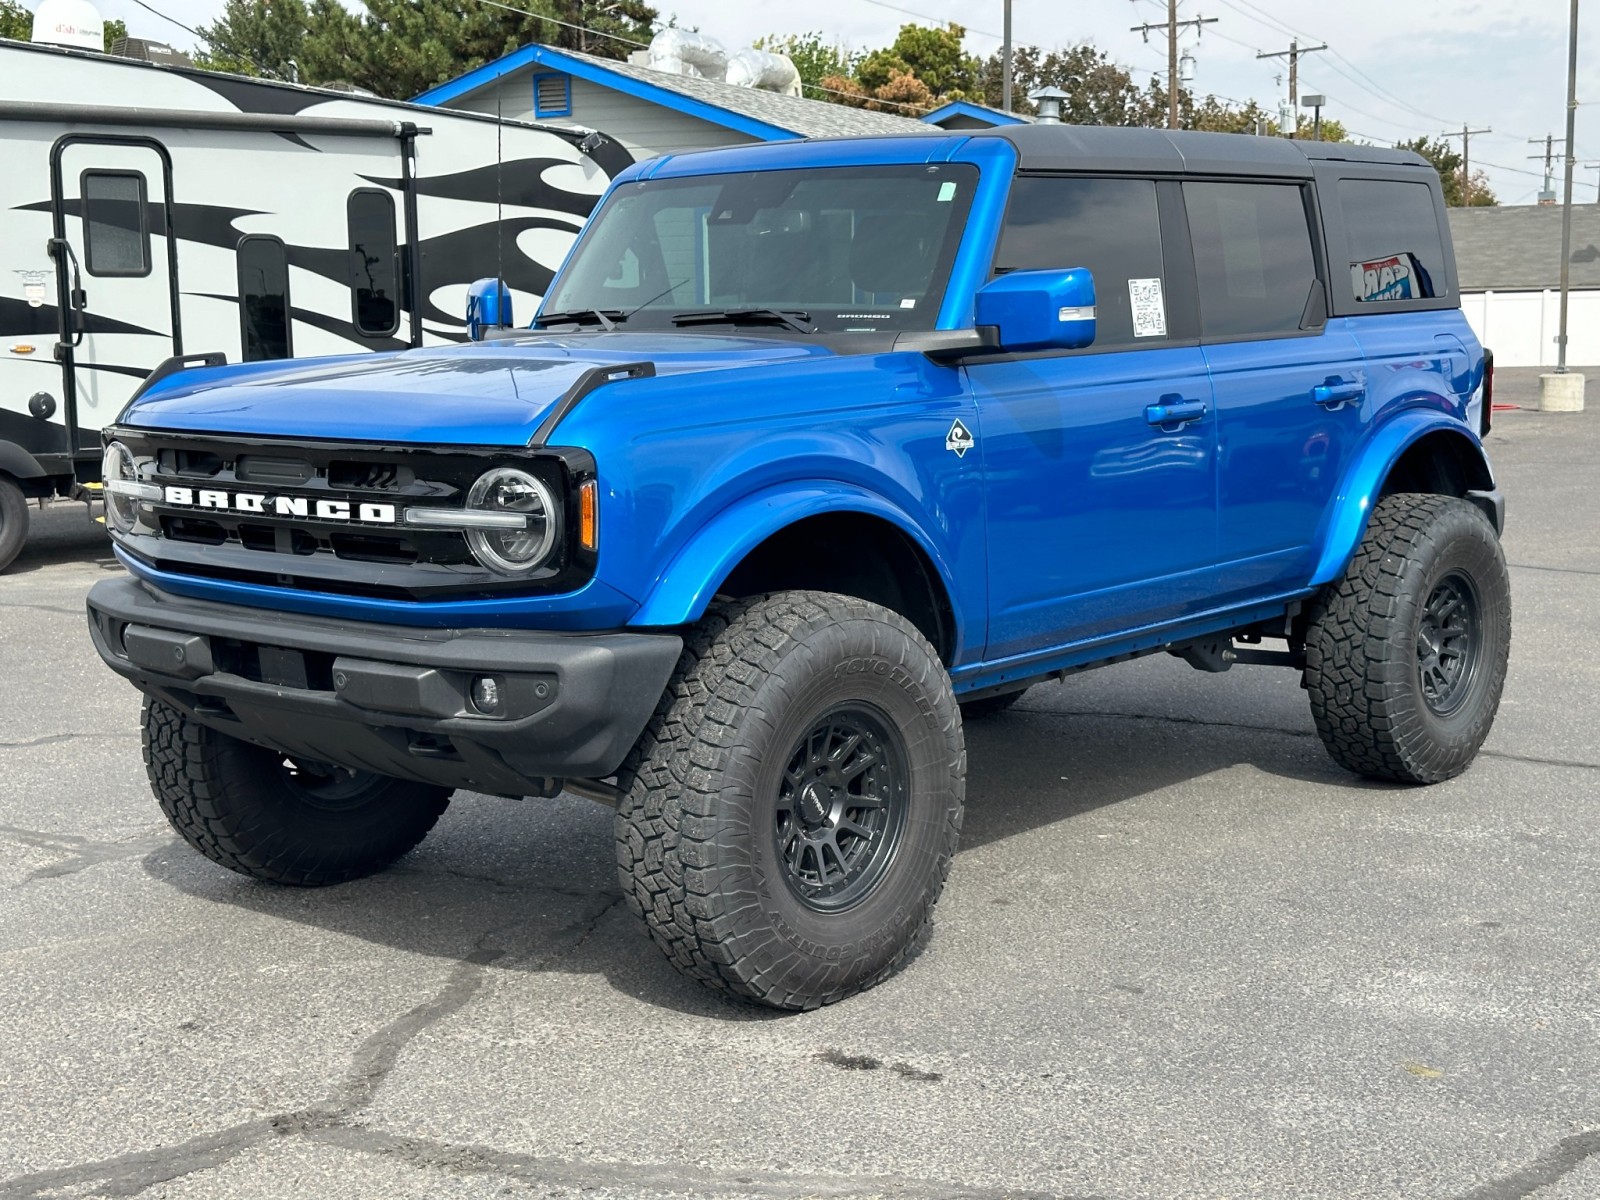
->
[86,576,681,794]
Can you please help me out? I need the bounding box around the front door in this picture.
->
[51,138,179,453]
[969,174,1219,663]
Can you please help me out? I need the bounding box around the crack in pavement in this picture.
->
[0,824,179,884]
[0,601,85,617]
[0,732,140,750]
[1011,707,1600,772]
[1508,562,1600,578]
[1452,1129,1600,1199]
[0,897,626,1200]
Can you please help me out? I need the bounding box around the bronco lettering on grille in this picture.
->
[161,486,398,525]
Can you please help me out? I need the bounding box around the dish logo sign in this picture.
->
[161,486,398,524]
[1353,254,1421,302]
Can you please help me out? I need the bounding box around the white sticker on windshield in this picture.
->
[1128,277,1167,338]
[900,298,916,309]
[937,181,957,202]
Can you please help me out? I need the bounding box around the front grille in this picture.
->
[108,429,597,601]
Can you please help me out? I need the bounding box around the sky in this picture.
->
[57,0,1600,207]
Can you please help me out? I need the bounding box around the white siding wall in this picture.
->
[446,72,760,162]
[1460,289,1600,367]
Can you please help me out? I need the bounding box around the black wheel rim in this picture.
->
[1416,570,1483,717]
[773,705,910,912]
[276,757,387,812]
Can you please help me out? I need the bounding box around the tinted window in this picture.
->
[996,176,1168,349]
[1338,178,1447,304]
[82,171,150,277]
[347,190,399,336]
[237,235,291,361]
[1184,181,1317,338]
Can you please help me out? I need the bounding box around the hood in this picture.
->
[124,332,836,445]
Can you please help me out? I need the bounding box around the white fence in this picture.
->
[1459,289,1600,368]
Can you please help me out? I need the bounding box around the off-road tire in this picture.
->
[960,687,1029,720]
[1305,493,1510,784]
[0,476,29,573]
[615,591,965,1010]
[142,698,451,885]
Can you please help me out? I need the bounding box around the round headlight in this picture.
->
[101,441,139,534]
[464,468,557,574]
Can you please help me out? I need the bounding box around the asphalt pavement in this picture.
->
[1,367,1597,1200]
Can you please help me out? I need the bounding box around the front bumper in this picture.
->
[86,576,682,795]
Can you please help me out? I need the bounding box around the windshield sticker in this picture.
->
[937,181,957,202]
[900,298,917,309]
[1353,253,1425,302]
[1128,277,1167,337]
[946,418,975,458]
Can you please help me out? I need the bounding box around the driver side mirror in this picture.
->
[974,268,1096,353]
[466,278,513,342]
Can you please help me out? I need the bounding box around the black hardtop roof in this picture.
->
[967,123,1432,177]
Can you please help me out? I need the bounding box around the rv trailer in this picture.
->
[0,38,631,570]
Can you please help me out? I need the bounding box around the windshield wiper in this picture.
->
[531,308,623,331]
[670,308,814,334]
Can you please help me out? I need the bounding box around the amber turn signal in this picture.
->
[578,479,598,551]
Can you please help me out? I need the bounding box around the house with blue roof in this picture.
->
[413,44,931,163]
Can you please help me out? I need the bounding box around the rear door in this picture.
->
[51,138,179,452]
[1187,179,1367,602]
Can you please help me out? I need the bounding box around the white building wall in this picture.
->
[1461,288,1600,367]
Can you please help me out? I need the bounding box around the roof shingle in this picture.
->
[1447,203,1600,291]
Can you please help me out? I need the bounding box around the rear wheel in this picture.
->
[0,476,29,573]
[142,698,451,885]
[615,591,964,1010]
[1304,493,1510,783]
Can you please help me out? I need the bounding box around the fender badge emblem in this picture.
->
[945,418,974,458]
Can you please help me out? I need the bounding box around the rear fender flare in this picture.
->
[627,481,966,649]
[1310,411,1494,588]
[0,440,48,481]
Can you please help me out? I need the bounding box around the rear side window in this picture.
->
[996,176,1169,350]
[347,190,399,336]
[82,171,150,277]
[1337,178,1447,305]
[1184,181,1317,338]
[237,235,292,362]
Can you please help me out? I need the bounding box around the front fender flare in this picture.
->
[626,481,966,640]
[1309,411,1494,588]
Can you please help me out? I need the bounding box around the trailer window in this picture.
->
[81,171,150,277]
[237,235,292,361]
[347,190,399,337]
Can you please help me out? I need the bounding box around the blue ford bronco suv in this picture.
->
[87,125,1508,1010]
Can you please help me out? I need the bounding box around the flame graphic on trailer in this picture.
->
[0,37,632,500]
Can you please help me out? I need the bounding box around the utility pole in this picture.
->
[1440,124,1491,205]
[1001,0,1013,112]
[1257,38,1326,134]
[1556,0,1579,376]
[1585,162,1600,202]
[1529,133,1565,204]
[1130,2,1216,130]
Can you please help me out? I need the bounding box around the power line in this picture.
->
[854,0,1003,42]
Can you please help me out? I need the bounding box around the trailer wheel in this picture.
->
[615,591,965,1010]
[143,698,451,886]
[1304,493,1511,784]
[0,476,29,573]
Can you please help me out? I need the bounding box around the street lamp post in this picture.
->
[1542,0,1587,410]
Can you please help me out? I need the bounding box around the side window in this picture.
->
[1184,181,1318,338]
[82,171,150,277]
[347,190,399,337]
[1337,178,1448,305]
[995,176,1169,349]
[237,235,292,362]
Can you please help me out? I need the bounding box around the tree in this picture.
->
[192,0,312,79]
[1396,136,1497,206]
[2,0,128,51]
[975,44,1166,126]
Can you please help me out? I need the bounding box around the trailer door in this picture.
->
[50,137,179,452]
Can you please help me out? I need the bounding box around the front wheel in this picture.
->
[1304,493,1511,783]
[615,592,965,1010]
[142,699,451,885]
[0,476,29,573]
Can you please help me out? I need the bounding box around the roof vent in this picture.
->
[109,36,193,67]
[30,0,102,51]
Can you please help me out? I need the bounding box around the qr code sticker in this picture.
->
[1128,277,1167,338]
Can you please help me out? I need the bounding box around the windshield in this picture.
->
[543,163,979,334]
